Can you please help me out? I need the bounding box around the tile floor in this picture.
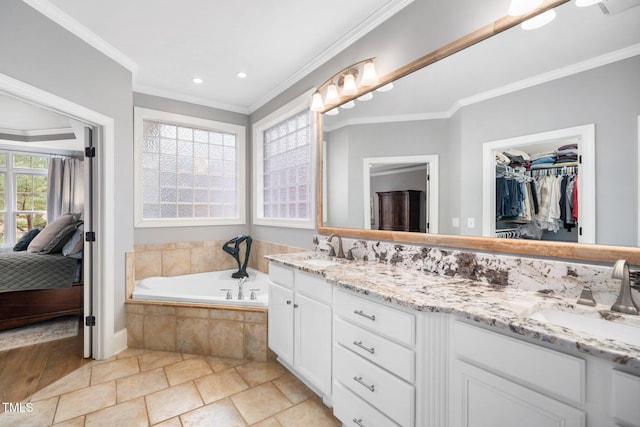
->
[1,348,341,427]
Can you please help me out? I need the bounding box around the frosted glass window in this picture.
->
[262,110,311,219]
[136,109,244,226]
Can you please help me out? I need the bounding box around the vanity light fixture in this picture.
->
[310,57,381,112]
[357,92,374,102]
[376,82,394,92]
[340,100,356,109]
[508,0,544,15]
[521,8,556,29]
[325,108,339,116]
[575,0,602,6]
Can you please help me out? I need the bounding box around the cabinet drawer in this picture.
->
[334,317,415,383]
[612,370,640,427]
[269,262,294,289]
[334,343,414,427]
[333,381,399,427]
[295,270,332,304]
[334,289,415,346]
[451,320,585,404]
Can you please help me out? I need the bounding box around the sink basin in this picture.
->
[528,309,640,347]
[302,258,339,267]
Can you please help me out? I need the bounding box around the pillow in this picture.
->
[27,213,80,253]
[40,223,79,254]
[13,228,43,251]
[62,224,84,259]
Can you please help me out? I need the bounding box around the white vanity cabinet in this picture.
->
[267,262,332,401]
[449,319,586,427]
[332,288,418,427]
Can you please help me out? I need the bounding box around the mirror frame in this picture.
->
[316,0,640,264]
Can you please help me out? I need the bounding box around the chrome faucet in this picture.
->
[327,234,345,258]
[237,277,247,300]
[611,259,639,315]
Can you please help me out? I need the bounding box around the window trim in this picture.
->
[252,89,317,229]
[134,107,246,228]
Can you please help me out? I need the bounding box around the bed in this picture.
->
[0,251,84,331]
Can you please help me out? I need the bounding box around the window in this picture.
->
[0,152,49,245]
[253,90,316,228]
[134,107,246,227]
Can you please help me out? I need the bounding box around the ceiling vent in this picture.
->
[599,0,640,14]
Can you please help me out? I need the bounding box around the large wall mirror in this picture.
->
[318,0,640,263]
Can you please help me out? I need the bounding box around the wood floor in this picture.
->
[0,318,90,408]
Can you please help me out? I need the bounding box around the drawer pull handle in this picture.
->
[352,418,366,427]
[353,309,376,321]
[353,376,375,392]
[353,340,375,354]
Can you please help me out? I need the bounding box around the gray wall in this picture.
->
[454,55,640,246]
[133,93,251,244]
[0,0,134,331]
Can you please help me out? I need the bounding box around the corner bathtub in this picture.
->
[132,268,269,307]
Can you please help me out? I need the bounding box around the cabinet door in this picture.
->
[295,292,332,396]
[450,360,585,427]
[268,282,294,366]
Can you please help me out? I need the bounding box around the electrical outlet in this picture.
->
[467,218,475,228]
[452,218,460,227]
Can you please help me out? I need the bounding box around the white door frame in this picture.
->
[363,154,439,233]
[0,73,116,360]
[481,124,595,243]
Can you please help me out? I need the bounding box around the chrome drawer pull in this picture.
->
[353,309,376,321]
[353,376,375,392]
[353,418,366,427]
[353,340,375,354]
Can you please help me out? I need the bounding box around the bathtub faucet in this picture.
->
[237,277,247,300]
[223,235,253,279]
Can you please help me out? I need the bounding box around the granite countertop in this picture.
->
[265,251,640,370]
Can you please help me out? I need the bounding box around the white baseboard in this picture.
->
[111,328,128,356]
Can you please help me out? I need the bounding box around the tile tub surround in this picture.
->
[267,251,640,369]
[126,302,269,361]
[4,348,340,426]
[314,235,638,306]
[126,239,306,299]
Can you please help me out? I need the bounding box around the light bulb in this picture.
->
[341,73,358,96]
[521,9,556,29]
[325,84,340,105]
[360,62,379,86]
[508,0,543,15]
[310,92,324,112]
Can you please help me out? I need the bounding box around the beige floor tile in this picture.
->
[194,368,249,404]
[235,361,287,387]
[164,357,213,386]
[52,415,85,426]
[91,357,140,384]
[207,356,247,372]
[251,418,282,427]
[231,383,292,425]
[30,365,92,402]
[54,381,116,424]
[85,397,148,427]
[151,417,182,427]
[116,367,169,403]
[180,398,247,427]
[145,382,203,425]
[272,372,315,404]
[0,396,58,427]
[138,351,183,372]
[275,399,340,427]
[116,348,150,359]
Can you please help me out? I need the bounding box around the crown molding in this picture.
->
[0,126,74,138]
[22,0,138,74]
[133,84,250,115]
[248,0,414,113]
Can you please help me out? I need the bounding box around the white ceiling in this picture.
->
[38,0,412,114]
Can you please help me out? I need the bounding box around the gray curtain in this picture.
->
[47,157,84,221]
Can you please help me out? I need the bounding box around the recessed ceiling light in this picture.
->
[192,77,203,84]
[236,72,248,79]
